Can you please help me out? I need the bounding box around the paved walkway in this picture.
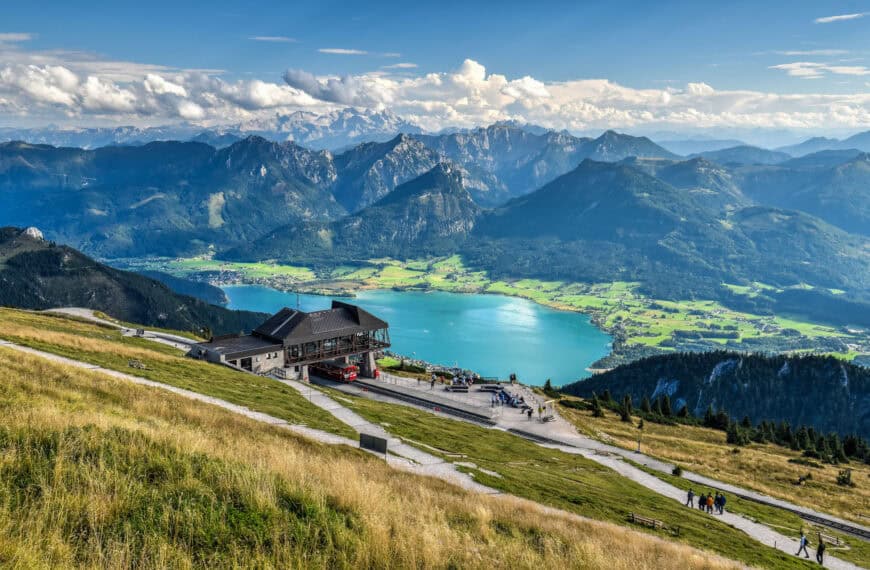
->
[44,308,196,350]
[500,384,870,540]
[0,339,494,496]
[354,375,870,541]
[322,376,863,569]
[273,376,497,494]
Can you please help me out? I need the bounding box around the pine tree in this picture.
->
[591,393,605,418]
[678,404,689,418]
[601,389,612,404]
[704,404,715,427]
[828,433,848,464]
[726,421,740,445]
[741,415,752,429]
[796,426,812,451]
[661,395,672,417]
[641,396,652,414]
[620,394,632,422]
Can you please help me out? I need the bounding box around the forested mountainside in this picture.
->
[466,160,870,301]
[689,145,791,166]
[0,138,342,257]
[224,163,480,262]
[562,351,870,438]
[0,227,265,334]
[735,153,870,236]
[2,124,870,321]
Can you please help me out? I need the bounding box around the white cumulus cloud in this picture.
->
[249,36,297,43]
[1,43,870,134]
[318,48,368,55]
[0,33,34,42]
[815,12,867,24]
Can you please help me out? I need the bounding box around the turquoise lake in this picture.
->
[223,285,611,386]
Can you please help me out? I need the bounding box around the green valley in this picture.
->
[116,254,870,369]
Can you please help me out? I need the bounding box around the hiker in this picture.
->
[685,489,694,508]
[719,493,726,514]
[713,493,720,514]
[430,377,435,390]
[706,493,714,514]
[816,533,826,565]
[527,408,533,421]
[796,531,810,558]
[697,493,705,511]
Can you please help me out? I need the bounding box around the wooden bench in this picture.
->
[446,385,469,392]
[629,513,680,536]
[819,533,844,547]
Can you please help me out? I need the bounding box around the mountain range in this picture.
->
[227,163,480,262]
[0,108,422,151]
[2,120,870,322]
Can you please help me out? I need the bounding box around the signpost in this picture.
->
[359,433,388,460]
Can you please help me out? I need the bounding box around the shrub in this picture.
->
[788,457,824,469]
[672,465,683,477]
[836,468,854,487]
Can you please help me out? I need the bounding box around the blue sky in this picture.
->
[1,0,869,135]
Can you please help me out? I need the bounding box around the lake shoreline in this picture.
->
[221,284,613,386]
[112,255,866,369]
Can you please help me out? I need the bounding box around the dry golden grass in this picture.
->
[560,402,870,525]
[0,347,746,570]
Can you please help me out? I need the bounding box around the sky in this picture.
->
[2,0,870,138]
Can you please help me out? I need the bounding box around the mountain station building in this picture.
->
[189,300,390,379]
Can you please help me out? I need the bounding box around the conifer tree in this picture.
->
[620,394,632,422]
[641,396,652,414]
[590,393,604,418]
[661,395,672,417]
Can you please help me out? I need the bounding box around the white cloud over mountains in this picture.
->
[1,38,870,133]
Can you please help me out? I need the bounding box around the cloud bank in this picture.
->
[1,39,869,133]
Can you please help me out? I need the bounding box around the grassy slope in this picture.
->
[0,308,355,439]
[319,386,816,570]
[0,349,748,570]
[624,460,870,566]
[558,400,870,527]
[131,255,866,361]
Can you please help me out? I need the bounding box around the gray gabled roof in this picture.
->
[194,334,281,359]
[253,300,388,344]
